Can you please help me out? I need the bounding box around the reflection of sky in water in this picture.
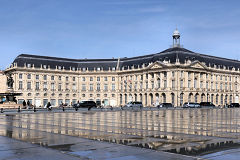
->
[0,108,240,155]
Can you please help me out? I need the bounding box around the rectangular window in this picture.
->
[36,75,39,80]
[19,81,23,90]
[97,77,100,81]
[72,83,76,91]
[35,82,39,90]
[216,82,218,90]
[188,80,191,88]
[66,76,69,81]
[27,82,31,90]
[19,74,22,79]
[112,83,115,91]
[58,76,61,80]
[44,75,47,80]
[90,84,93,91]
[82,84,86,91]
[163,72,167,78]
[90,77,93,81]
[43,82,47,90]
[73,77,75,81]
[58,83,62,91]
[164,80,167,88]
[180,79,183,88]
[112,77,115,81]
[97,83,100,91]
[104,84,108,91]
[27,74,31,79]
[200,81,203,88]
[51,76,54,80]
[65,83,69,90]
[172,80,175,89]
[206,82,209,89]
[82,77,85,81]
[51,83,55,91]
[104,77,108,81]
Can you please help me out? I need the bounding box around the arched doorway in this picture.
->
[155,93,160,106]
[171,93,175,106]
[180,93,184,106]
[162,93,166,103]
[149,93,153,106]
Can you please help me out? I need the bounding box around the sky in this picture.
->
[1,0,240,69]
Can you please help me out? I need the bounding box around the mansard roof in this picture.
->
[12,47,240,71]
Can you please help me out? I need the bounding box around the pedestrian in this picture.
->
[27,100,30,109]
[47,102,52,111]
[22,100,26,108]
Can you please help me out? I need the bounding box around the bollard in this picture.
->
[62,107,65,112]
[0,108,3,113]
[75,107,78,111]
[33,107,36,112]
[18,106,21,113]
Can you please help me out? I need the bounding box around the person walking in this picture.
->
[27,100,30,109]
[22,100,26,109]
[46,102,52,111]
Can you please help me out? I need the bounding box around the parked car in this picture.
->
[125,101,143,108]
[228,103,240,108]
[200,102,215,107]
[157,103,173,108]
[183,102,200,108]
[73,101,97,108]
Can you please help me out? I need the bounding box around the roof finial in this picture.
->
[172,28,180,48]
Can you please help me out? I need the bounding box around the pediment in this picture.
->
[189,61,207,70]
[147,61,166,70]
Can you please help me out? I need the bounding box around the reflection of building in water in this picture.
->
[3,29,240,107]
[1,109,240,145]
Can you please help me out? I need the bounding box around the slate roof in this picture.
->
[12,47,240,71]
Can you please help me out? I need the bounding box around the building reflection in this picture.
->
[0,108,240,153]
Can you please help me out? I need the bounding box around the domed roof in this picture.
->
[173,29,180,37]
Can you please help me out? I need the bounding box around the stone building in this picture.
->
[0,71,7,93]
[4,29,240,107]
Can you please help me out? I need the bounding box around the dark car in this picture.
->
[200,102,215,107]
[73,101,97,108]
[157,103,173,108]
[228,103,240,108]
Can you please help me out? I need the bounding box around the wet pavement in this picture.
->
[0,108,240,159]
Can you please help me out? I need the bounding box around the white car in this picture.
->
[125,102,143,108]
[183,102,200,108]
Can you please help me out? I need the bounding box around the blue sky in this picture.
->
[1,0,240,69]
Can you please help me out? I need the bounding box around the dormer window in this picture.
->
[27,64,31,68]
[72,67,75,71]
[58,66,61,70]
[97,67,101,71]
[43,65,47,69]
[82,68,86,71]
[112,67,116,71]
